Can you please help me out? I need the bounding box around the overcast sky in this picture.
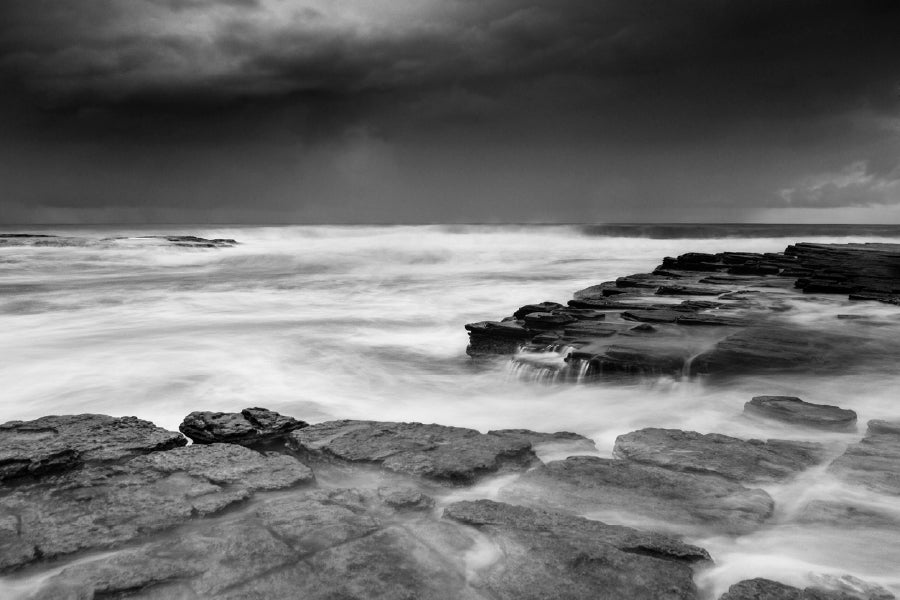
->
[1,0,899,224]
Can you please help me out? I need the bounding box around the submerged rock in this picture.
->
[288,420,538,483]
[444,499,707,600]
[828,420,900,495]
[179,407,308,446]
[0,443,313,571]
[500,456,774,535]
[613,428,828,483]
[0,414,186,482]
[745,396,857,431]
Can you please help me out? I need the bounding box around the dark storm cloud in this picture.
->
[0,0,899,222]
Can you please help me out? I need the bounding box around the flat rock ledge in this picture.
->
[613,428,828,483]
[465,242,900,380]
[745,396,858,431]
[0,414,186,482]
[1,412,890,600]
[180,407,308,446]
[287,420,588,484]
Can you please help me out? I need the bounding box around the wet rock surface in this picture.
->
[180,407,308,446]
[828,420,900,495]
[613,428,828,483]
[0,443,314,571]
[0,414,186,482]
[499,455,774,534]
[287,420,539,483]
[718,578,859,600]
[465,242,900,381]
[443,499,708,600]
[745,396,858,431]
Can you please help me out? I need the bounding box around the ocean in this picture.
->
[3,223,900,597]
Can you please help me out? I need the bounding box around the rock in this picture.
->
[136,235,239,248]
[488,429,598,460]
[797,500,900,528]
[690,326,867,375]
[745,396,857,431]
[465,320,534,355]
[588,344,690,375]
[287,420,537,483]
[377,487,435,511]
[828,420,900,495]
[24,489,463,600]
[500,456,774,535]
[513,302,564,319]
[179,407,308,446]
[719,578,858,600]
[522,312,577,328]
[630,323,656,333]
[656,285,729,296]
[444,499,707,600]
[0,443,314,571]
[622,309,683,323]
[0,414,186,482]
[613,428,826,483]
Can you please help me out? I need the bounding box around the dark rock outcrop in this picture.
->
[745,396,858,431]
[0,443,314,571]
[0,414,186,482]
[180,407,308,446]
[499,456,774,534]
[613,428,828,483]
[287,420,538,483]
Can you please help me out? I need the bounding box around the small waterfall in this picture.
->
[507,344,596,384]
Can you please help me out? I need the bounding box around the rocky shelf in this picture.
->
[1,407,898,599]
[465,242,900,380]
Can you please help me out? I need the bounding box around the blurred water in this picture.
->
[3,223,900,597]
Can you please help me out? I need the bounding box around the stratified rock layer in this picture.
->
[745,396,858,431]
[465,242,900,380]
[613,428,827,483]
[0,414,186,482]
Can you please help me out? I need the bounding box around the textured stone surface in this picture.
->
[0,414,186,482]
[745,396,857,431]
[179,407,307,446]
[443,499,708,600]
[718,578,863,600]
[0,443,313,571]
[613,428,827,482]
[288,420,538,483]
[829,420,900,495]
[500,456,774,535]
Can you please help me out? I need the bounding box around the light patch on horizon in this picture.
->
[778,161,900,209]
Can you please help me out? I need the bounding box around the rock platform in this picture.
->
[465,242,900,379]
[2,407,896,599]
